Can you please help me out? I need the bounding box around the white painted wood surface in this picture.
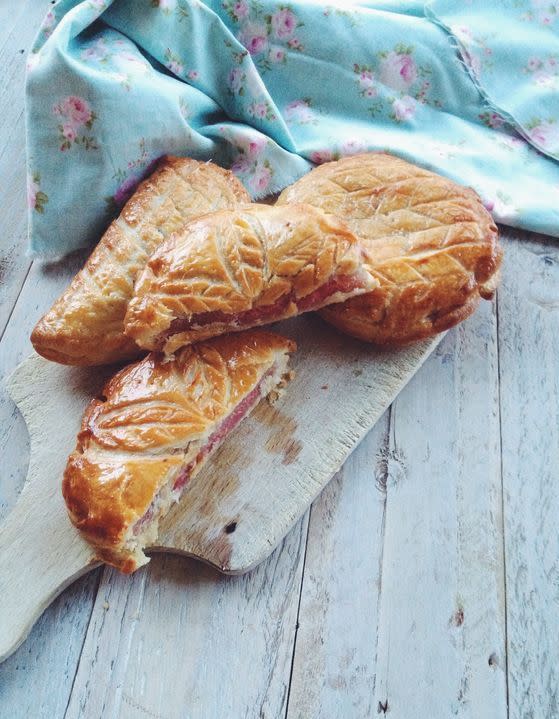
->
[497,232,559,719]
[286,298,508,719]
[65,523,309,719]
[0,0,48,333]
[285,418,388,719]
[370,302,507,718]
[0,319,437,663]
[1,8,559,719]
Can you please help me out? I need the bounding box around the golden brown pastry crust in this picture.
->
[277,153,502,345]
[31,157,250,366]
[62,330,295,572]
[124,203,374,353]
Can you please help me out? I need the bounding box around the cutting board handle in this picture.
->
[0,480,97,662]
[0,358,99,663]
[0,331,439,663]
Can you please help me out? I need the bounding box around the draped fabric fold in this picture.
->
[26,0,559,257]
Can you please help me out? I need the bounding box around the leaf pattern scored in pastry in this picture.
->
[62,330,295,573]
[277,152,502,345]
[30,157,250,365]
[124,202,374,353]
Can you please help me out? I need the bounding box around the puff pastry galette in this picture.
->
[62,330,295,572]
[31,157,250,366]
[277,153,502,345]
[124,203,375,354]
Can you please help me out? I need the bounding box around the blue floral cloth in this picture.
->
[26,0,559,257]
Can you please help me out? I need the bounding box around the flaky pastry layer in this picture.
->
[31,157,250,365]
[124,203,375,353]
[62,330,295,572]
[277,153,502,345]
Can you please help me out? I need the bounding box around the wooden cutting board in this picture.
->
[0,315,439,662]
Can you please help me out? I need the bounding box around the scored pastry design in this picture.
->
[277,153,502,345]
[31,157,250,366]
[124,203,376,354]
[62,330,295,573]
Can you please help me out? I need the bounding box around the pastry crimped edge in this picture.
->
[31,156,250,366]
[124,202,376,353]
[277,152,502,345]
[62,330,295,573]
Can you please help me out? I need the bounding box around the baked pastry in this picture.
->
[277,153,502,345]
[62,330,295,572]
[31,157,250,366]
[124,203,375,354]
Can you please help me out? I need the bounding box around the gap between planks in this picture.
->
[495,281,511,716]
[284,507,313,719]
[497,230,559,719]
[0,0,51,334]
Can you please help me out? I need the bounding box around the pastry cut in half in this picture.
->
[124,203,375,354]
[31,156,250,366]
[277,153,502,345]
[62,330,295,573]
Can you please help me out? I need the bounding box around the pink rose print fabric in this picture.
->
[53,96,98,150]
[353,44,439,124]
[284,99,317,125]
[429,0,559,159]
[222,2,303,71]
[24,0,559,256]
[27,173,48,214]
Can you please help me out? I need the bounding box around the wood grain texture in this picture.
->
[285,296,507,718]
[65,519,308,719]
[0,570,101,719]
[0,318,438,662]
[371,299,507,718]
[0,30,95,681]
[158,319,438,572]
[0,0,51,334]
[1,233,557,716]
[1,6,557,710]
[0,356,107,662]
[0,252,87,521]
[497,231,559,719]
[285,417,389,719]
[0,249,94,707]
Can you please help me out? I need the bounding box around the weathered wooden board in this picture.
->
[0,315,439,663]
[1,226,556,718]
[497,232,559,719]
[0,251,87,523]
[0,4,104,704]
[0,0,51,334]
[64,520,309,719]
[286,294,507,719]
[369,302,507,718]
[0,4,556,715]
[285,418,389,719]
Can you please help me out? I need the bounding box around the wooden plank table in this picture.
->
[1,4,558,717]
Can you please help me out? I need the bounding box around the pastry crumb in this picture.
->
[102,601,109,610]
[278,369,295,388]
[267,370,295,405]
